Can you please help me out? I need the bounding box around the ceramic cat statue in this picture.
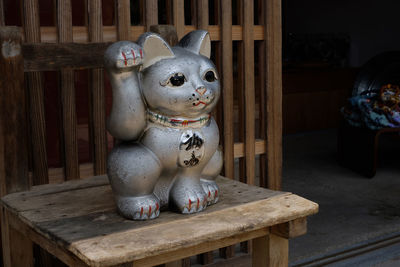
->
[105,30,222,220]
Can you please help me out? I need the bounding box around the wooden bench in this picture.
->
[1,176,318,266]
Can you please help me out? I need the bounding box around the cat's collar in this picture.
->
[147,110,211,128]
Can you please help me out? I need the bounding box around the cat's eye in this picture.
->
[203,70,217,82]
[168,73,186,87]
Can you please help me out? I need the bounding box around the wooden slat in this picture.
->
[173,0,185,39]
[32,25,264,43]
[196,0,208,29]
[0,27,30,195]
[88,0,107,176]
[145,0,158,30]
[258,40,267,187]
[243,0,255,185]
[116,0,131,40]
[0,0,4,26]
[1,208,34,267]
[265,0,283,190]
[0,26,31,267]
[252,234,288,267]
[22,42,110,71]
[271,217,307,239]
[57,0,80,180]
[221,0,234,179]
[23,0,49,185]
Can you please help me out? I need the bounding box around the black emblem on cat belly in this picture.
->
[178,130,205,168]
[184,151,200,166]
[182,134,203,150]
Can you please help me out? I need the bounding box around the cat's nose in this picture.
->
[196,87,207,96]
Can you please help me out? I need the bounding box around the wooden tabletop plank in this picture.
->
[1,176,318,267]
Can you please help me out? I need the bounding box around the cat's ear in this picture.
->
[178,30,211,58]
[137,32,175,69]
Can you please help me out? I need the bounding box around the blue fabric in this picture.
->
[341,95,400,130]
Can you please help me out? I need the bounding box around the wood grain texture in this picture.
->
[173,0,185,39]
[0,0,4,26]
[196,0,208,30]
[88,0,107,175]
[116,0,130,40]
[221,0,234,179]
[252,234,288,267]
[23,0,49,185]
[0,27,30,195]
[1,176,318,267]
[243,0,256,185]
[265,0,283,190]
[4,209,89,267]
[57,0,80,180]
[1,208,34,267]
[23,42,111,71]
[145,0,158,30]
[271,217,307,239]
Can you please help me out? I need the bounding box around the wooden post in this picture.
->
[23,0,49,185]
[88,0,107,175]
[0,27,30,195]
[0,26,33,267]
[0,0,4,26]
[243,0,256,185]
[265,0,283,190]
[221,0,234,180]
[116,0,131,40]
[172,0,185,39]
[264,0,282,190]
[145,0,158,31]
[57,0,80,180]
[252,234,288,267]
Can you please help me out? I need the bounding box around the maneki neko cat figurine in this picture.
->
[105,30,222,220]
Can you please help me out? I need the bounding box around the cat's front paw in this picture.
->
[201,179,219,205]
[116,194,160,220]
[170,180,208,214]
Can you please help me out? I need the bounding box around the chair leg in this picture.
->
[252,233,288,267]
[1,208,33,267]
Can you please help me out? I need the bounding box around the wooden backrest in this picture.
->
[0,0,282,193]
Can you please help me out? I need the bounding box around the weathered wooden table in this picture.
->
[1,176,318,267]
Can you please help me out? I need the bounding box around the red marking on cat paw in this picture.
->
[121,52,127,66]
[188,199,192,210]
[197,198,200,209]
[139,49,143,58]
[131,49,135,64]
[215,190,218,197]
[194,101,207,106]
[208,191,211,197]
[156,203,159,211]
[140,207,143,217]
[148,206,152,216]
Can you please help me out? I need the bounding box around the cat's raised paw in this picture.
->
[116,43,144,68]
[116,194,160,220]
